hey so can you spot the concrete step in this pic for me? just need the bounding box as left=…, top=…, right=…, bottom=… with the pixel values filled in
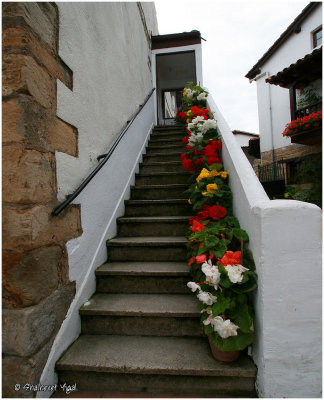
left=146, top=144, right=185, bottom=154
left=143, top=151, right=183, bottom=163
left=135, top=172, right=190, bottom=185
left=96, top=261, right=190, bottom=294
left=117, top=215, right=190, bottom=237
left=80, top=293, right=200, bottom=336
left=150, top=131, right=185, bottom=141
left=130, top=184, right=188, bottom=200
left=153, top=125, right=185, bottom=132
left=106, top=236, right=187, bottom=261
left=56, top=335, right=257, bottom=396
left=124, top=199, right=192, bottom=217
left=139, top=161, right=184, bottom=173
left=148, top=136, right=184, bottom=145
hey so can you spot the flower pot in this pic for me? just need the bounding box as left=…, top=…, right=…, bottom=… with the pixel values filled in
left=207, top=334, right=240, bottom=362
left=289, top=128, right=322, bottom=145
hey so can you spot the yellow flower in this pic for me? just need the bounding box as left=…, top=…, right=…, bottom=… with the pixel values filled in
left=196, top=168, right=211, bottom=182
left=186, top=119, right=190, bottom=123
left=206, top=183, right=218, bottom=193
left=202, top=192, right=208, bottom=196
left=183, top=91, right=187, bottom=96
left=187, top=110, right=192, bottom=115
left=219, top=171, right=228, bottom=179
left=210, top=170, right=219, bottom=177
left=188, top=199, right=192, bottom=204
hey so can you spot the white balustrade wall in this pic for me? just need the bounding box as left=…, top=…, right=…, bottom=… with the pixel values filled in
left=207, top=93, right=322, bottom=398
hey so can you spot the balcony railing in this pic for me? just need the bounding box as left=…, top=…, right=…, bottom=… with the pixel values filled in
left=295, top=101, right=322, bottom=118
left=258, top=160, right=286, bottom=183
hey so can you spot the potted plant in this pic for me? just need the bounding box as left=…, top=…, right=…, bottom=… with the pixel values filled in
left=180, top=83, right=257, bottom=362
left=282, top=110, right=322, bottom=145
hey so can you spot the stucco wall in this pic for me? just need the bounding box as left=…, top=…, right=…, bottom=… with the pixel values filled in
left=56, top=2, right=158, bottom=199
left=233, top=133, right=258, bottom=147
left=252, top=4, right=322, bottom=153
left=207, top=92, right=322, bottom=398
left=37, top=3, right=158, bottom=395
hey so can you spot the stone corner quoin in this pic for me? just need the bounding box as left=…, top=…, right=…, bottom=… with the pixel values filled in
left=2, top=3, right=80, bottom=397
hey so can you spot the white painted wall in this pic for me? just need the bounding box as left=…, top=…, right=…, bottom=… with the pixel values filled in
left=39, top=3, right=158, bottom=396
left=233, top=132, right=258, bottom=147
left=56, top=2, right=158, bottom=199
left=251, top=4, right=322, bottom=153
left=207, top=92, right=322, bottom=398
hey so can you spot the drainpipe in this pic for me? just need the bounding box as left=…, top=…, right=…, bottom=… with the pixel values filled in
left=250, top=71, right=275, bottom=165
left=266, top=72, right=275, bottom=165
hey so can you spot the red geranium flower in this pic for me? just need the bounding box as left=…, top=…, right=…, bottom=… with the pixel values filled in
left=190, top=219, right=205, bottom=232
left=217, top=251, right=241, bottom=266
left=202, top=204, right=226, bottom=220
left=196, top=254, right=207, bottom=264
left=180, top=111, right=187, bottom=120
left=188, top=257, right=195, bottom=266
left=182, top=158, right=195, bottom=172
left=207, top=155, right=221, bottom=165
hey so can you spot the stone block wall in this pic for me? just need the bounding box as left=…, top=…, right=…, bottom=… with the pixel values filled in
left=2, top=3, right=81, bottom=397
left=252, top=142, right=322, bottom=175
left=261, top=142, right=322, bottom=164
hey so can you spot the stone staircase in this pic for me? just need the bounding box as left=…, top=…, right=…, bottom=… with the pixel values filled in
left=56, top=126, right=257, bottom=397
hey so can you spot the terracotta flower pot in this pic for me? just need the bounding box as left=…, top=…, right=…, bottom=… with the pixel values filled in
left=207, top=334, right=240, bottom=362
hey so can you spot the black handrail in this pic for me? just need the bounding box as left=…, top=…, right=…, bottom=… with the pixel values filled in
left=52, top=88, right=156, bottom=216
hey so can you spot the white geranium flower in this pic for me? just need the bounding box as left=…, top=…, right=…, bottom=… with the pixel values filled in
left=225, top=264, right=249, bottom=284
left=188, top=133, right=203, bottom=146
left=211, top=317, right=239, bottom=338
left=197, top=92, right=208, bottom=101
left=187, top=281, right=200, bottom=292
left=201, top=308, right=213, bottom=325
left=201, top=260, right=221, bottom=290
left=185, top=88, right=193, bottom=99
left=197, top=290, right=217, bottom=306
left=200, top=119, right=217, bottom=133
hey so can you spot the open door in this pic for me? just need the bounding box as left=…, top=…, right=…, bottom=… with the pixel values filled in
left=162, top=89, right=183, bottom=121
left=156, top=51, right=197, bottom=125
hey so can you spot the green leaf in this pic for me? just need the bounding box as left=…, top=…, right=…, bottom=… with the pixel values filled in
left=211, top=292, right=235, bottom=316
left=228, top=301, right=254, bottom=333
left=231, top=273, right=257, bottom=294
left=210, top=330, right=254, bottom=351
left=204, top=324, right=213, bottom=334
left=222, top=216, right=240, bottom=228
left=233, top=228, right=249, bottom=243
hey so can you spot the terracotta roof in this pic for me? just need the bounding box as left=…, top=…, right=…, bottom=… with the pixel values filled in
left=232, top=130, right=259, bottom=137
left=152, top=31, right=201, bottom=50
left=245, top=2, right=321, bottom=80
left=265, top=46, right=322, bottom=87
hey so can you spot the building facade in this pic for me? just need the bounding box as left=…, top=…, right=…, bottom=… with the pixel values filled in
left=246, top=2, right=322, bottom=163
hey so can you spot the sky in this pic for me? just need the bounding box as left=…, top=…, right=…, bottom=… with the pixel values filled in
left=154, top=0, right=310, bottom=134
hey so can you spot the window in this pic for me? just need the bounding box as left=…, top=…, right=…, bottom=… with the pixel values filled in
left=313, top=27, right=322, bottom=48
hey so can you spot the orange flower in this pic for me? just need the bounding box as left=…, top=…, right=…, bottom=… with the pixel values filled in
left=190, top=219, right=205, bottom=232
left=217, top=251, right=241, bottom=266
left=196, top=254, right=207, bottom=264
left=188, top=257, right=195, bottom=266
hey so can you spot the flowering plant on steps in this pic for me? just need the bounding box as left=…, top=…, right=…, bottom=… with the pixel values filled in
left=179, top=83, right=257, bottom=356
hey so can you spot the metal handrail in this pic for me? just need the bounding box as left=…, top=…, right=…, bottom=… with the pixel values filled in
left=52, top=87, right=156, bottom=216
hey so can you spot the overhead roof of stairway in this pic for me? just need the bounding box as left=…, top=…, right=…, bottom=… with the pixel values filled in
left=152, top=31, right=201, bottom=50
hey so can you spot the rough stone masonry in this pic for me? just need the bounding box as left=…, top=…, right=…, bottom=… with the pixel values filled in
left=2, top=3, right=82, bottom=397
